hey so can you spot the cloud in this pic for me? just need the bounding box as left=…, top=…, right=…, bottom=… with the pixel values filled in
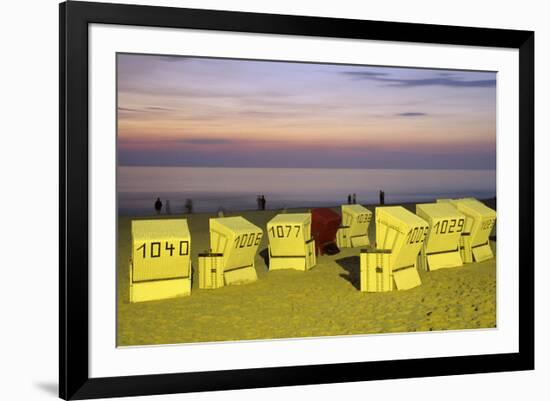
left=340, top=70, right=496, bottom=88
left=119, top=136, right=295, bottom=148
left=118, top=106, right=173, bottom=113
left=176, top=138, right=235, bottom=145
left=238, top=109, right=315, bottom=119
left=118, top=83, right=291, bottom=100
left=118, top=137, right=237, bottom=146
left=340, top=71, right=390, bottom=79
left=382, top=77, right=496, bottom=88
left=145, top=106, right=173, bottom=111
left=395, top=112, right=428, bottom=117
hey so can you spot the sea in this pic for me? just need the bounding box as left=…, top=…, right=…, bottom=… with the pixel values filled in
left=117, top=166, right=496, bottom=216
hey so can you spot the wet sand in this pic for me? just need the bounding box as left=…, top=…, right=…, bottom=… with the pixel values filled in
left=117, top=202, right=496, bottom=346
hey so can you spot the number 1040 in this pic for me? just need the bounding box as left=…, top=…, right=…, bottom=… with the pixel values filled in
left=136, top=241, right=189, bottom=259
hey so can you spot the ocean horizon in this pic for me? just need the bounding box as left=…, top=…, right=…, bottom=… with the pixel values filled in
left=117, top=166, right=496, bottom=216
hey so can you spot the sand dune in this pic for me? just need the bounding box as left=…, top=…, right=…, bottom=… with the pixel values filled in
left=117, top=203, right=496, bottom=346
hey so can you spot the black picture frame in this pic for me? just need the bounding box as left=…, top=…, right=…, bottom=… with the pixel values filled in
left=59, top=1, right=534, bottom=399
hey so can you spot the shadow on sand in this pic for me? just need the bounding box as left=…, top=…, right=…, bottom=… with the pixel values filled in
left=259, top=248, right=270, bottom=270
left=335, top=256, right=361, bottom=290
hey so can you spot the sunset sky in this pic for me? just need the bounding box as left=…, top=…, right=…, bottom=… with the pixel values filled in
left=117, top=53, right=496, bottom=170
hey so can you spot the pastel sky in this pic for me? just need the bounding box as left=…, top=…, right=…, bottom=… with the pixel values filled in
left=117, top=54, right=496, bottom=170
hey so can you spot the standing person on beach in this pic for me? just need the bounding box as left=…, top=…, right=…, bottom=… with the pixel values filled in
left=154, top=197, right=162, bottom=214
left=352, top=193, right=356, bottom=204
left=347, top=194, right=352, bottom=204
left=379, top=190, right=385, bottom=205
left=184, top=198, right=193, bottom=214
left=261, top=195, right=266, bottom=210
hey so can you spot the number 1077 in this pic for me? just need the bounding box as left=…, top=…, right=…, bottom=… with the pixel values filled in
left=269, top=225, right=301, bottom=238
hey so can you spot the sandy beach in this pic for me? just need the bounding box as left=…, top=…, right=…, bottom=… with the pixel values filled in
left=117, top=201, right=496, bottom=346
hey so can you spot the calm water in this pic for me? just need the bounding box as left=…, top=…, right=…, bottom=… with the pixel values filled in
left=117, top=166, right=496, bottom=215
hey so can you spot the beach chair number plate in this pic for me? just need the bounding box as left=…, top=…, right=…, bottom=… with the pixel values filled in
left=433, top=218, right=465, bottom=234
left=405, top=227, right=429, bottom=244
left=481, top=218, right=496, bottom=230
left=234, top=233, right=263, bottom=248
left=269, top=225, right=301, bottom=238
left=357, top=214, right=371, bottom=223
left=136, top=240, right=189, bottom=258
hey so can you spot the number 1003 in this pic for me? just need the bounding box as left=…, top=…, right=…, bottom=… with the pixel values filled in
left=405, top=226, right=429, bottom=244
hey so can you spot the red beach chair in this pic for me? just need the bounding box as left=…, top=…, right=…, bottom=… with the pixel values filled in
left=311, top=208, right=342, bottom=255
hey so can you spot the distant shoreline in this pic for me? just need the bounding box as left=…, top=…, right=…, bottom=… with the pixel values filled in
left=118, top=166, right=496, bottom=216
left=119, top=197, right=497, bottom=218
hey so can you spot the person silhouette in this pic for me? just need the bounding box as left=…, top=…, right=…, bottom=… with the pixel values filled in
left=154, top=197, right=162, bottom=214
left=347, top=194, right=351, bottom=204
left=352, top=193, right=356, bottom=204
left=379, top=190, right=385, bottom=205
left=184, top=198, right=193, bottom=214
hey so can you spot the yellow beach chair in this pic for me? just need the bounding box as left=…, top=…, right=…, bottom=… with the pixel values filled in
left=375, top=206, right=428, bottom=290
left=438, top=198, right=496, bottom=262
left=360, top=249, right=393, bottom=292
left=207, top=216, right=263, bottom=286
left=336, top=204, right=373, bottom=248
left=129, top=219, right=192, bottom=303
left=416, top=202, right=466, bottom=271
left=267, top=213, right=316, bottom=271
left=198, top=251, right=224, bottom=289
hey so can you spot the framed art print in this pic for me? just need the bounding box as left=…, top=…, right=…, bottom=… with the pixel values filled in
left=60, top=1, right=534, bottom=399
